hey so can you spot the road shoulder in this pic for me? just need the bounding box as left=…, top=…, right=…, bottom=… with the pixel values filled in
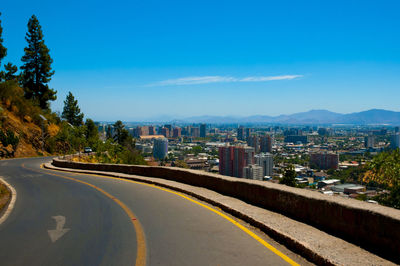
left=0, top=177, right=17, bottom=225
left=44, top=162, right=395, bottom=266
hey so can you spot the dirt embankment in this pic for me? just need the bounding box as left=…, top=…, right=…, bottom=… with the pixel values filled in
left=0, top=105, right=48, bottom=158
left=0, top=181, right=10, bottom=214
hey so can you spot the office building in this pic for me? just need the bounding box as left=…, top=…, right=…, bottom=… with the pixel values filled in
left=260, top=135, right=273, bottom=153
left=191, top=127, right=200, bottom=138
left=243, top=164, right=263, bottom=180
left=148, top=126, right=156, bottom=135
left=237, top=126, right=245, bottom=141
left=255, top=153, right=273, bottom=177
left=391, top=133, right=400, bottom=149
left=164, top=124, right=172, bottom=132
left=219, top=145, right=255, bottom=178
left=133, top=126, right=149, bottom=138
left=310, top=152, right=339, bottom=170
left=200, top=124, right=207, bottom=138
left=364, top=136, right=375, bottom=148
left=153, top=138, right=168, bottom=160
left=172, top=127, right=181, bottom=138
left=161, top=127, right=170, bottom=138
left=182, top=125, right=191, bottom=136
left=245, top=128, right=252, bottom=140
left=284, top=128, right=302, bottom=136
left=247, top=135, right=260, bottom=153
left=284, top=135, right=308, bottom=144
left=318, top=128, right=330, bottom=136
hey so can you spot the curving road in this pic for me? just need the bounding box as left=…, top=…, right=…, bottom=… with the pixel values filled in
left=0, top=157, right=309, bottom=266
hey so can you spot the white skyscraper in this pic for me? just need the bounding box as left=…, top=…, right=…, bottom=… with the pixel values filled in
left=255, top=153, right=274, bottom=177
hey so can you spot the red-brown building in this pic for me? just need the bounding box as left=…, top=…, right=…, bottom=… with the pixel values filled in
left=219, top=146, right=255, bottom=178
left=310, top=152, right=339, bottom=170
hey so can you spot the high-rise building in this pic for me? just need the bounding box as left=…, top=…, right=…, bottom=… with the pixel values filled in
left=284, top=128, right=302, bottom=136
left=318, top=128, right=329, bottom=136
left=245, top=128, right=252, bottom=140
left=183, top=125, right=191, bottom=136
left=164, top=124, right=172, bottom=132
left=310, top=152, right=339, bottom=170
left=219, top=146, right=255, bottom=178
left=364, top=136, right=375, bottom=148
left=260, top=135, right=273, bottom=153
left=247, top=135, right=260, bottom=153
left=133, top=126, right=149, bottom=138
left=161, top=127, right=170, bottom=138
left=395, top=127, right=400, bottom=133
left=284, top=135, right=308, bottom=144
left=390, top=133, right=400, bottom=150
left=172, top=127, right=181, bottom=138
left=148, top=126, right=156, bottom=135
left=243, top=164, right=263, bottom=180
left=191, top=127, right=200, bottom=138
left=200, top=124, right=207, bottom=138
left=237, top=126, right=245, bottom=141
left=153, top=138, right=168, bottom=160
left=255, top=153, right=273, bottom=177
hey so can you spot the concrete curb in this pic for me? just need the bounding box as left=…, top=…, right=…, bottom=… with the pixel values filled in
left=0, top=176, right=17, bottom=226
left=44, top=162, right=395, bottom=266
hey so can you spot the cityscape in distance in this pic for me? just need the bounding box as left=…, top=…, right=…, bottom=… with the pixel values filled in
left=1, top=1, right=400, bottom=265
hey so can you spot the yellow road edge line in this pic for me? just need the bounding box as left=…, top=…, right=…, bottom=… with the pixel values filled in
left=43, top=164, right=299, bottom=266
left=22, top=164, right=146, bottom=266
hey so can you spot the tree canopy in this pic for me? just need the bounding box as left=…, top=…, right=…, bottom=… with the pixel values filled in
left=62, top=92, right=84, bottom=127
left=113, top=120, right=131, bottom=146
left=363, top=149, right=400, bottom=188
left=4, top=63, right=18, bottom=81
left=280, top=164, right=297, bottom=187
left=0, top=13, right=7, bottom=66
left=20, top=15, right=56, bottom=109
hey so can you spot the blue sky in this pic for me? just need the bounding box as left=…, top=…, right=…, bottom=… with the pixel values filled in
left=1, top=0, right=400, bottom=121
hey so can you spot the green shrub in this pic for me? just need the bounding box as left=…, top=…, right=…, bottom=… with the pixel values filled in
left=0, top=129, right=19, bottom=149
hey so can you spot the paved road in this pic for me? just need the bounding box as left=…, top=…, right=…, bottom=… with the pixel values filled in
left=0, top=157, right=308, bottom=266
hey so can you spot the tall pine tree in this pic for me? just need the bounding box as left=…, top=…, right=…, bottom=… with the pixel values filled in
left=0, top=12, right=8, bottom=80
left=20, top=15, right=56, bottom=109
left=62, top=92, right=84, bottom=127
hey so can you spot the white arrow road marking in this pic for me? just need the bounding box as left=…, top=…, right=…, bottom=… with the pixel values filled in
left=48, top=216, right=70, bottom=243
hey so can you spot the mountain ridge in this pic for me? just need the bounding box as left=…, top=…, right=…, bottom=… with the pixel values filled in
left=161, top=109, right=400, bottom=125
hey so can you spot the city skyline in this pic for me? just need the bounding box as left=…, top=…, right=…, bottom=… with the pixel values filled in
left=1, top=1, right=400, bottom=120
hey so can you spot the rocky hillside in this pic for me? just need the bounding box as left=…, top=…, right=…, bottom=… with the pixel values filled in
left=0, top=104, right=45, bottom=157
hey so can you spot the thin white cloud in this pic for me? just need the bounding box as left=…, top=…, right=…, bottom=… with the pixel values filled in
left=157, top=76, right=237, bottom=86
left=239, top=75, right=303, bottom=82
left=149, top=74, right=303, bottom=86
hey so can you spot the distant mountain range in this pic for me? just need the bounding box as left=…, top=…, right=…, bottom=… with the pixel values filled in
left=166, top=109, right=400, bottom=125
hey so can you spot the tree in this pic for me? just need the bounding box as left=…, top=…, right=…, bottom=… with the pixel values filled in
left=106, top=125, right=113, bottom=140
left=85, top=118, right=99, bottom=148
left=280, top=165, right=297, bottom=187
left=20, top=15, right=56, bottom=109
left=4, top=62, right=18, bottom=81
left=0, top=13, right=6, bottom=67
left=363, top=150, right=400, bottom=188
left=364, top=150, right=400, bottom=209
left=113, top=120, right=131, bottom=146
left=62, top=92, right=84, bottom=127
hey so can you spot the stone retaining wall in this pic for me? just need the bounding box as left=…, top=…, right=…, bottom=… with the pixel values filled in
left=52, top=158, right=400, bottom=263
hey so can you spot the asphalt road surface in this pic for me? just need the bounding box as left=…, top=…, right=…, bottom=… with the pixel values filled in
left=0, top=157, right=310, bottom=266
